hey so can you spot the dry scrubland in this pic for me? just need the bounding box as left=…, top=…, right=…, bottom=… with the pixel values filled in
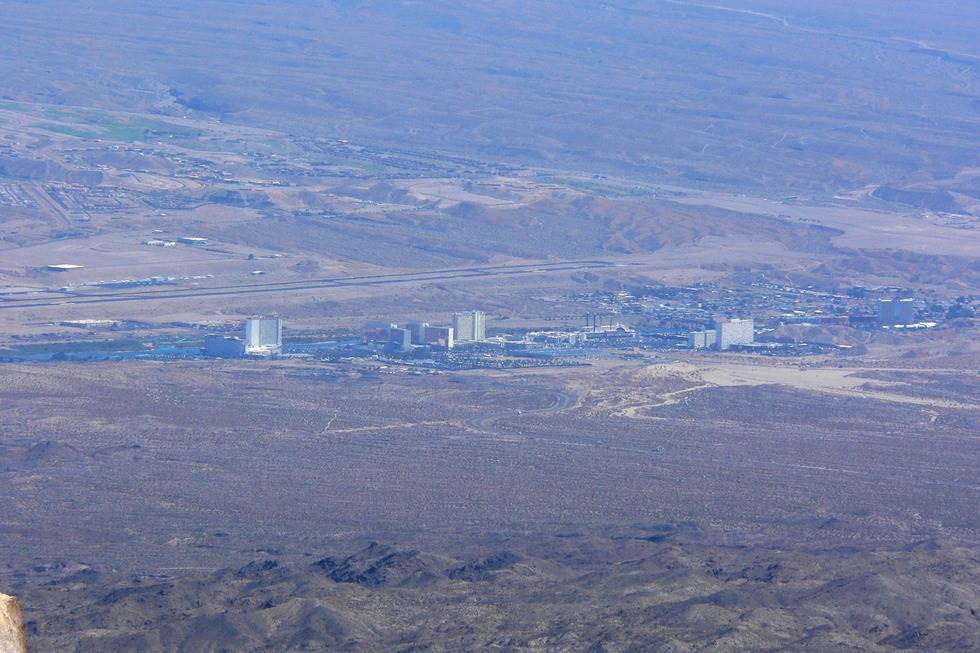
left=3, top=1, right=979, bottom=200
left=1, top=356, right=978, bottom=650
left=13, top=540, right=980, bottom=652
left=0, top=1, right=979, bottom=650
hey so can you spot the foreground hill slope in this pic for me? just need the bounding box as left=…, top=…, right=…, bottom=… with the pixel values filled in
left=16, top=537, right=980, bottom=652
left=0, top=594, right=27, bottom=653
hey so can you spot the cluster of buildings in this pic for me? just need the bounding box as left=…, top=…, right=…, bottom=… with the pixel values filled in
left=688, top=317, right=755, bottom=351
left=685, top=301, right=925, bottom=352
left=191, top=294, right=936, bottom=365
left=204, top=316, right=283, bottom=358
left=520, top=315, right=638, bottom=347
left=565, top=281, right=943, bottom=343
left=364, top=310, right=487, bottom=352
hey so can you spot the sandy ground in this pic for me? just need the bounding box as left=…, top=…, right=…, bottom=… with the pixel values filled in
left=661, top=185, right=980, bottom=258
left=615, top=360, right=980, bottom=415
left=0, top=594, right=27, bottom=653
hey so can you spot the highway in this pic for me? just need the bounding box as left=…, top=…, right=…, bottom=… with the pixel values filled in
left=0, top=259, right=616, bottom=310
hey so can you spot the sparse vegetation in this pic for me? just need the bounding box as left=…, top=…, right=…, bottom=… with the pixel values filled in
left=0, top=1, right=977, bottom=650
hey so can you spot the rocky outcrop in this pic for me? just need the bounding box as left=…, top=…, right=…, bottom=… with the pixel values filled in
left=314, top=542, right=448, bottom=587
left=446, top=551, right=520, bottom=581
left=0, top=593, right=28, bottom=653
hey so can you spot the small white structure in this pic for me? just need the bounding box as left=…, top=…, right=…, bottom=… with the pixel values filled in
left=44, top=263, right=84, bottom=272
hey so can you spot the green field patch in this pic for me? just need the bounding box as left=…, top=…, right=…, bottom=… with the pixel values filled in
left=31, top=111, right=204, bottom=143
left=175, top=137, right=238, bottom=152
left=90, top=111, right=201, bottom=140
left=42, top=108, right=78, bottom=121
left=100, top=123, right=150, bottom=141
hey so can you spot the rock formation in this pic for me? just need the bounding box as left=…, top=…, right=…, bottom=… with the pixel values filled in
left=0, top=593, right=27, bottom=653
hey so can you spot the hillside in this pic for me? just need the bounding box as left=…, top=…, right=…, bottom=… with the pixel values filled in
left=16, top=537, right=980, bottom=652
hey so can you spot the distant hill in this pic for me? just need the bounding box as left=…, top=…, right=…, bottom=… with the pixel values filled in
left=2, top=1, right=978, bottom=197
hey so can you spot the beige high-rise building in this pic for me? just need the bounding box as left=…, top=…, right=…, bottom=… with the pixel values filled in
left=452, top=310, right=486, bottom=343
left=688, top=329, right=717, bottom=350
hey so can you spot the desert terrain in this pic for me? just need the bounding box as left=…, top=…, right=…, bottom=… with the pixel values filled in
left=2, top=352, right=979, bottom=650
left=0, top=1, right=978, bottom=651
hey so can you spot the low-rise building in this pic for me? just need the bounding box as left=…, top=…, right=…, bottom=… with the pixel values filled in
left=583, top=324, right=637, bottom=342
left=363, top=322, right=392, bottom=344
left=204, top=335, right=246, bottom=358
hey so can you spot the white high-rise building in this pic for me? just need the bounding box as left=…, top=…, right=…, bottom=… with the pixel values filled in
left=452, top=310, right=486, bottom=343
left=716, top=318, right=754, bottom=350
left=245, top=317, right=283, bottom=355
left=877, top=298, right=915, bottom=326
left=688, top=329, right=717, bottom=350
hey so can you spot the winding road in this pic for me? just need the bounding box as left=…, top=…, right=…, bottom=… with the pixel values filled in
left=462, top=389, right=578, bottom=435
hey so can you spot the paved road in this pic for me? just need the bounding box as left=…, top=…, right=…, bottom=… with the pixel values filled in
left=0, top=259, right=615, bottom=310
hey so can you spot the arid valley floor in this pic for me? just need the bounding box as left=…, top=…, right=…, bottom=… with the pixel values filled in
left=1, top=1, right=979, bottom=651
left=3, top=350, right=979, bottom=651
